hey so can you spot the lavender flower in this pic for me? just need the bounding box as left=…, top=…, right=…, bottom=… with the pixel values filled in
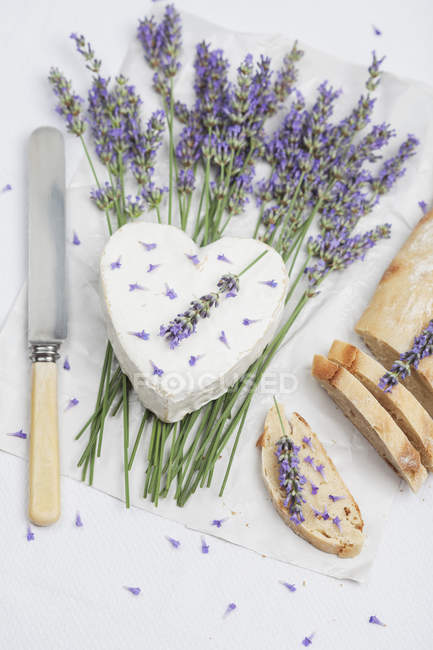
left=151, top=361, right=164, bottom=376
left=137, top=4, right=182, bottom=81
left=217, top=253, right=232, bottom=263
left=63, top=357, right=71, bottom=371
left=260, top=279, right=277, bottom=288
left=140, top=241, right=157, bottom=251
left=129, top=282, right=145, bottom=291
left=147, top=263, right=160, bottom=273
left=129, top=330, right=150, bottom=341
left=242, top=318, right=259, bottom=326
left=66, top=398, right=79, bottom=410
left=303, top=455, right=314, bottom=466
left=372, top=25, right=382, bottom=36
left=224, top=603, right=237, bottom=617
left=186, top=253, right=200, bottom=265
left=369, top=615, right=386, bottom=627
left=166, top=536, right=180, bottom=548
left=177, top=168, right=195, bottom=195
left=211, top=518, right=226, bottom=528
left=72, top=231, right=81, bottom=246
left=282, top=582, right=296, bottom=592
left=332, top=515, right=342, bottom=531
left=219, top=331, right=230, bottom=349
left=315, top=463, right=326, bottom=479
left=48, top=67, right=86, bottom=136
left=275, top=408, right=306, bottom=525
left=124, top=586, right=141, bottom=596
left=302, top=436, right=312, bottom=448
left=189, top=355, right=202, bottom=366
left=75, top=512, right=83, bottom=527
left=419, top=200, right=428, bottom=214
left=165, top=284, right=177, bottom=299
left=26, top=526, right=35, bottom=541
left=329, top=495, right=344, bottom=502
left=302, top=634, right=314, bottom=647
left=7, top=429, right=27, bottom=439
left=379, top=319, right=433, bottom=392
left=1, top=184, right=12, bottom=193
left=201, top=537, right=209, bottom=554
left=217, top=273, right=239, bottom=294
left=110, top=257, right=122, bottom=270
left=310, top=482, right=319, bottom=495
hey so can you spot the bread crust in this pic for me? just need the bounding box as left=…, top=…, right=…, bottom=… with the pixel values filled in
left=329, top=340, right=433, bottom=471
left=355, top=210, right=433, bottom=418
left=260, top=405, right=365, bottom=558
left=312, top=355, right=427, bottom=492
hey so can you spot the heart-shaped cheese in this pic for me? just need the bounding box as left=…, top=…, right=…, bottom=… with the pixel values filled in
left=100, top=222, right=288, bottom=422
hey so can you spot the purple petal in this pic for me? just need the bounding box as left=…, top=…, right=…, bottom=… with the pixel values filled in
left=211, top=518, right=226, bottom=528
left=369, top=615, right=386, bottom=627
left=129, top=282, right=145, bottom=291
left=310, top=482, right=319, bottom=495
left=201, top=537, right=209, bottom=554
left=224, top=602, right=237, bottom=617
left=166, top=536, right=181, bottom=548
left=75, top=512, right=83, bottom=527
left=372, top=25, right=382, bottom=36
left=329, top=494, right=344, bottom=502
left=332, top=515, right=342, bottom=531
left=303, top=455, right=314, bottom=466
left=129, top=330, right=150, bottom=341
left=139, top=241, right=157, bottom=251
left=147, top=263, right=160, bottom=273
left=165, top=284, right=177, bottom=300
left=151, top=361, right=164, bottom=376
left=242, top=318, right=259, bottom=326
left=66, top=398, right=79, bottom=411
left=282, top=582, right=296, bottom=592
left=1, top=183, right=12, bottom=193
left=110, top=257, right=122, bottom=270
left=186, top=253, right=200, bottom=265
left=219, top=331, right=230, bottom=348
left=124, top=586, right=141, bottom=596
left=189, top=355, right=202, bottom=367
left=63, top=357, right=71, bottom=371
left=302, top=634, right=314, bottom=647
left=72, top=231, right=81, bottom=246
left=260, top=279, right=277, bottom=288
left=419, top=200, right=428, bottom=214
left=302, top=436, right=312, bottom=448
left=7, top=429, right=27, bottom=439
left=26, top=526, right=35, bottom=541
left=217, top=253, right=232, bottom=263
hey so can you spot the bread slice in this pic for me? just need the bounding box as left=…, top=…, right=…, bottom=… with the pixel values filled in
left=355, top=210, right=433, bottom=419
left=258, top=405, right=365, bottom=558
left=312, top=355, right=427, bottom=492
left=328, top=340, right=433, bottom=471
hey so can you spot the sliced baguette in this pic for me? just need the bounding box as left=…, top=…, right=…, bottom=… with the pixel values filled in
left=312, top=355, right=427, bottom=492
left=355, top=210, right=433, bottom=419
left=328, top=340, right=433, bottom=471
left=259, top=405, right=365, bottom=558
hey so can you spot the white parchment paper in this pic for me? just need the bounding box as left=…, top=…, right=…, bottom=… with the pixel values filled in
left=1, top=9, right=433, bottom=582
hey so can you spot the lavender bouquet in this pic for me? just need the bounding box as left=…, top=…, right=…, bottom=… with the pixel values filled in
left=49, top=4, right=419, bottom=508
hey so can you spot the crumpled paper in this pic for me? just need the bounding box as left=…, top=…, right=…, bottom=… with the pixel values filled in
left=1, top=9, right=433, bottom=582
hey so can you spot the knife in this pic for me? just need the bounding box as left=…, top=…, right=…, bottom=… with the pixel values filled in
left=28, top=126, right=66, bottom=526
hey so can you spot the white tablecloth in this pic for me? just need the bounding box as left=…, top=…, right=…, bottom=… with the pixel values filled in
left=1, top=0, right=433, bottom=648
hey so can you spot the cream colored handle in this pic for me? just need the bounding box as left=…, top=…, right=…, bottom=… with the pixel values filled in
left=29, top=362, right=60, bottom=526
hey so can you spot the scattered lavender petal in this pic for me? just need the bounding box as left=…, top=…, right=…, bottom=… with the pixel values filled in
left=72, top=231, right=81, bottom=246
left=201, top=537, right=209, bottom=554
left=7, top=429, right=27, bottom=439
left=315, top=463, right=326, bottom=479
left=211, top=518, right=226, bottom=528
left=369, top=615, right=386, bottom=626
left=165, top=284, right=177, bottom=300
left=124, top=586, right=141, bottom=596
left=186, top=253, right=200, bottom=265
left=310, top=482, right=319, bottom=495
left=129, top=282, right=145, bottom=291
left=217, top=253, right=232, bottom=263
left=302, top=436, right=313, bottom=448
left=129, top=330, right=150, bottom=341
left=329, top=494, right=345, bottom=502
left=219, top=331, right=230, bottom=348
left=225, top=291, right=238, bottom=298
left=189, top=355, right=202, bottom=367
left=66, top=398, right=79, bottom=410
left=140, top=241, right=157, bottom=251
left=372, top=25, right=382, bottom=36
left=26, top=526, right=35, bottom=541
left=303, top=455, right=314, bottom=466
left=166, top=536, right=181, bottom=548
left=332, top=515, right=342, bottom=531
left=224, top=603, right=237, bottom=617
left=63, top=357, right=71, bottom=371
left=1, top=184, right=12, bottom=193
left=302, top=634, right=314, bottom=647
left=242, top=318, right=259, bottom=326
left=419, top=200, right=428, bottom=214
left=75, top=512, right=83, bottom=527
left=110, top=257, right=122, bottom=270
left=147, top=263, right=160, bottom=273
left=151, top=361, right=164, bottom=376
left=282, top=582, right=296, bottom=592
left=260, top=279, right=277, bottom=288
left=322, top=506, right=330, bottom=521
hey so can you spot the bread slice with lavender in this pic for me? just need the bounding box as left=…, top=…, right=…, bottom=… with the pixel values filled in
left=355, top=210, right=433, bottom=419
left=258, top=403, right=365, bottom=558
left=328, top=340, right=433, bottom=471
left=312, top=355, right=427, bottom=492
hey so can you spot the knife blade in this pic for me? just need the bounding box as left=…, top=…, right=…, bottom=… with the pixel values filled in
left=28, top=126, right=66, bottom=526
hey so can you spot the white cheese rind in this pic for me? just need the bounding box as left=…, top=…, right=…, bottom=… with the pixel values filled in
left=100, top=222, right=288, bottom=422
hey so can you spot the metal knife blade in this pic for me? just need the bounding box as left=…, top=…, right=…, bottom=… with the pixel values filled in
left=28, top=126, right=67, bottom=345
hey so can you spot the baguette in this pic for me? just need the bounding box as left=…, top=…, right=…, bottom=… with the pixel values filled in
left=312, top=355, right=427, bottom=492
left=259, top=405, right=365, bottom=558
left=355, top=210, right=433, bottom=418
left=328, top=340, right=433, bottom=471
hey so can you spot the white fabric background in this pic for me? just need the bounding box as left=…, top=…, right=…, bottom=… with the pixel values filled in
left=1, top=1, right=433, bottom=648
